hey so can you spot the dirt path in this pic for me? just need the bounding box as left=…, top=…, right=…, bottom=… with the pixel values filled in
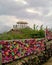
left=43, top=57, right=52, bottom=65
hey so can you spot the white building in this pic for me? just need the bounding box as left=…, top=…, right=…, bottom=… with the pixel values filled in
left=13, top=21, right=28, bottom=30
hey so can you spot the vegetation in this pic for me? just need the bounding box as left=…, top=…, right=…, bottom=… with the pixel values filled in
left=0, top=25, right=45, bottom=40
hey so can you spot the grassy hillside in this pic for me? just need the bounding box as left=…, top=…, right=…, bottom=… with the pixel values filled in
left=0, top=28, right=45, bottom=40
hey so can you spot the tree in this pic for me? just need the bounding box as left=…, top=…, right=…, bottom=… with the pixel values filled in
left=33, top=24, right=36, bottom=30
left=33, top=24, right=38, bottom=30
left=40, top=25, right=43, bottom=30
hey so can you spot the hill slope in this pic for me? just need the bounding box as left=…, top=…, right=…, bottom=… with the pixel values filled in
left=0, top=28, right=45, bottom=40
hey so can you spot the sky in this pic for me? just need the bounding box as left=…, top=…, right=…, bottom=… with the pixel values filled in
left=0, top=0, right=52, bottom=33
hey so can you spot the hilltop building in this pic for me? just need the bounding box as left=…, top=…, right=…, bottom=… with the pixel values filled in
left=13, top=21, right=28, bottom=30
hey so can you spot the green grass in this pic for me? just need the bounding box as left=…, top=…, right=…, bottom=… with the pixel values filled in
left=0, top=28, right=45, bottom=40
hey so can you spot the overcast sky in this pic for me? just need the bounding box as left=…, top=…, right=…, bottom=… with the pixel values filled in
left=0, top=0, right=52, bottom=33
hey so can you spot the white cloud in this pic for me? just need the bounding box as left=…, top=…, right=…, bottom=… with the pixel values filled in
left=0, top=15, right=19, bottom=27
left=44, top=7, right=52, bottom=17
left=46, top=12, right=52, bottom=17
left=14, top=0, right=28, bottom=5
left=26, top=8, right=42, bottom=15
left=0, top=15, right=20, bottom=33
left=0, top=0, right=52, bottom=33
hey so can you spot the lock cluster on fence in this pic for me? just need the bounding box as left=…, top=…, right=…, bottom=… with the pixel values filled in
left=0, top=39, right=52, bottom=65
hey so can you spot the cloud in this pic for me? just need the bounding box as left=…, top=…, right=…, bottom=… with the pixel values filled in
left=14, top=0, right=28, bottom=5
left=45, top=7, right=52, bottom=17
left=0, top=0, right=52, bottom=33
left=26, top=8, right=42, bottom=15
left=0, top=15, right=19, bottom=26
left=0, top=15, right=19, bottom=33
left=0, top=25, right=10, bottom=33
left=27, top=0, right=51, bottom=7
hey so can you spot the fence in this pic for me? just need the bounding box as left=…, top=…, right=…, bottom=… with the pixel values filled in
left=0, top=39, right=45, bottom=64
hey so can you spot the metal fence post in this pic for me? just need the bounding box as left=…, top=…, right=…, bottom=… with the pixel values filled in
left=0, top=52, right=2, bottom=65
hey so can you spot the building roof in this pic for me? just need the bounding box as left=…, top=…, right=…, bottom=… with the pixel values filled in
left=17, top=21, right=28, bottom=24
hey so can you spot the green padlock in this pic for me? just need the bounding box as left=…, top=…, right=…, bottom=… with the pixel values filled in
left=0, top=45, right=3, bottom=50
left=12, top=52, right=15, bottom=56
